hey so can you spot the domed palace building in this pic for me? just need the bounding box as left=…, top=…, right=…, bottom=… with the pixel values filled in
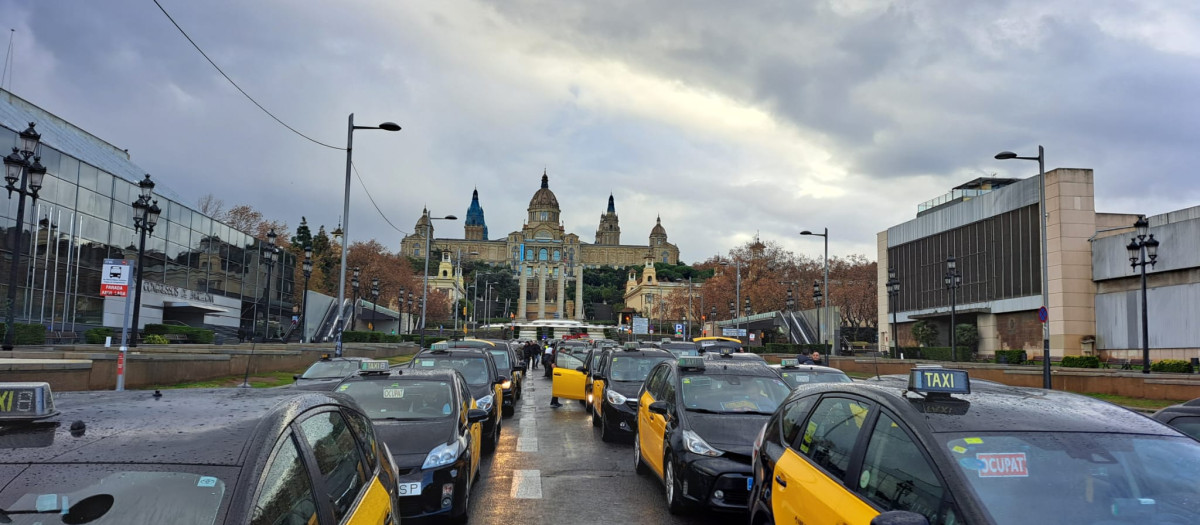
left=400, top=171, right=680, bottom=320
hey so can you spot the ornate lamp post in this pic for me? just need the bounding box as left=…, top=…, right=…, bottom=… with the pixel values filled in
left=1127, top=215, right=1160, bottom=374
left=127, top=174, right=161, bottom=347
left=370, top=277, right=380, bottom=331
left=350, top=266, right=360, bottom=331
left=812, top=280, right=823, bottom=351
left=886, top=267, right=900, bottom=358
left=2, top=123, right=46, bottom=350
left=261, top=229, right=279, bottom=341
left=397, top=287, right=406, bottom=333
left=944, top=255, right=962, bottom=362
left=801, top=228, right=830, bottom=351
left=301, top=245, right=312, bottom=342
left=407, top=291, right=415, bottom=334
left=710, top=305, right=717, bottom=336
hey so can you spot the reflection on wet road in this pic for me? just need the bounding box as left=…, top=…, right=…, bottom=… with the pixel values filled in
left=466, top=371, right=732, bottom=524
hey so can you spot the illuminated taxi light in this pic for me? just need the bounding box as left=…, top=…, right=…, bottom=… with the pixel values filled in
left=0, top=382, right=57, bottom=421
left=320, top=353, right=332, bottom=360
left=360, top=360, right=390, bottom=372
left=501, top=380, right=512, bottom=390
left=779, top=358, right=799, bottom=369
left=678, top=356, right=705, bottom=370
left=908, top=368, right=971, bottom=395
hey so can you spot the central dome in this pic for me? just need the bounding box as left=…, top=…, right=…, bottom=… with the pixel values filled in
left=529, top=171, right=560, bottom=209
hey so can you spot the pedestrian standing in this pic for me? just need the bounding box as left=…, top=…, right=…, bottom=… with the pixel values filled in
left=543, top=344, right=555, bottom=379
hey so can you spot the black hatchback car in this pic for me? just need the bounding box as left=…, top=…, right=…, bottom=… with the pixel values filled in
left=589, top=346, right=674, bottom=442
left=291, top=355, right=371, bottom=391
left=1152, top=398, right=1200, bottom=441
left=634, top=357, right=792, bottom=514
left=335, top=364, right=489, bottom=522
left=411, top=347, right=505, bottom=453
left=0, top=381, right=400, bottom=524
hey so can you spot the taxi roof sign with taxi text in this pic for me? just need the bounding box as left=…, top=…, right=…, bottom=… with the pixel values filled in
left=908, top=368, right=971, bottom=395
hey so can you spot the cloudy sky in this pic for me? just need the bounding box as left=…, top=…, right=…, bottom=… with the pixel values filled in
left=2, top=1, right=1197, bottom=263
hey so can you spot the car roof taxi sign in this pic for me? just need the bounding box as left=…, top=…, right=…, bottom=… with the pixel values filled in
left=779, top=358, right=799, bottom=369
left=0, top=382, right=57, bottom=421
left=908, top=368, right=971, bottom=396
left=678, top=356, right=706, bottom=371
left=359, top=360, right=390, bottom=374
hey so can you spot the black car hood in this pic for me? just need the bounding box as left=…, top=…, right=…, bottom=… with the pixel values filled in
left=374, top=418, right=457, bottom=467
left=684, top=412, right=770, bottom=456
left=608, top=380, right=645, bottom=398
left=466, top=383, right=493, bottom=400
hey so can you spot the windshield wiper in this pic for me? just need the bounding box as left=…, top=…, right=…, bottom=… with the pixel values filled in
left=684, top=407, right=723, bottom=414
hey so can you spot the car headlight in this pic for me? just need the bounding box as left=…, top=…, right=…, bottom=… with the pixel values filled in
left=682, top=429, right=723, bottom=457
left=605, top=389, right=628, bottom=405
left=477, top=394, right=494, bottom=412
left=501, top=380, right=512, bottom=390
left=422, top=440, right=463, bottom=469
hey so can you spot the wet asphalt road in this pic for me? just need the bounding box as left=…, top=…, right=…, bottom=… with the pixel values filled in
left=463, top=369, right=737, bottom=524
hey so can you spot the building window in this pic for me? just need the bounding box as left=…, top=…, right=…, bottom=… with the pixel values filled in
left=539, top=248, right=548, bottom=261
left=540, top=211, right=548, bottom=221
left=553, top=250, right=561, bottom=261
left=662, top=251, right=669, bottom=263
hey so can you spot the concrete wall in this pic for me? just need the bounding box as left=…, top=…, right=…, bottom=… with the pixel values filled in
left=1045, top=169, right=1097, bottom=357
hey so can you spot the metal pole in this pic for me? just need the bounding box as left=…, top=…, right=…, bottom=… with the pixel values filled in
left=1036, top=147, right=1050, bottom=387
left=262, top=256, right=273, bottom=341
left=335, top=113, right=355, bottom=351
left=420, top=222, right=431, bottom=348
left=3, top=166, right=30, bottom=350
left=823, top=228, right=829, bottom=354
left=128, top=222, right=148, bottom=347
left=891, top=296, right=898, bottom=359
left=735, top=263, right=742, bottom=343
left=453, top=249, right=460, bottom=335
left=301, top=273, right=310, bottom=343
left=1140, top=248, right=1150, bottom=374
left=950, top=279, right=957, bottom=362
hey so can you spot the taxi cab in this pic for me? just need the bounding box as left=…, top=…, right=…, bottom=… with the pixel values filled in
left=660, top=341, right=701, bottom=357
left=482, top=340, right=527, bottom=416
left=694, top=336, right=744, bottom=352
left=634, top=355, right=792, bottom=514
left=411, top=347, right=505, bottom=453
left=1151, top=398, right=1200, bottom=441
left=749, top=367, right=1200, bottom=525
left=771, top=357, right=852, bottom=388
left=550, top=344, right=595, bottom=407
left=334, top=361, right=489, bottom=522
left=0, top=381, right=400, bottom=524
left=588, top=346, right=674, bottom=441
left=291, top=354, right=371, bottom=391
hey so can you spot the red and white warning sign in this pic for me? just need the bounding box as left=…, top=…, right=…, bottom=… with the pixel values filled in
left=977, top=453, right=1028, bottom=477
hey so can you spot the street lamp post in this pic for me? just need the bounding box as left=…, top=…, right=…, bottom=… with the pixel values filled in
left=710, top=305, right=717, bottom=337
left=408, top=292, right=415, bottom=334
left=301, top=245, right=313, bottom=342
left=127, top=174, right=161, bottom=347
left=886, top=267, right=900, bottom=359
left=484, top=282, right=496, bottom=333
left=1127, top=215, right=1160, bottom=374
left=944, top=256, right=962, bottom=362
left=812, top=280, right=823, bottom=351
left=995, top=146, right=1050, bottom=388
left=453, top=250, right=478, bottom=335
left=370, top=277, right=380, bottom=332
left=720, top=260, right=744, bottom=343
left=261, top=229, right=279, bottom=342
left=801, top=228, right=830, bottom=352
left=350, top=266, right=360, bottom=332
left=419, top=213, right=458, bottom=348
left=397, top=287, right=405, bottom=334
left=2, top=124, right=46, bottom=350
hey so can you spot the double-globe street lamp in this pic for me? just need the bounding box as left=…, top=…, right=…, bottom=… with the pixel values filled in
left=2, top=123, right=46, bottom=350
left=350, top=266, right=361, bottom=331
left=370, top=277, right=380, bottom=332
left=301, top=245, right=313, bottom=342
left=995, top=146, right=1050, bottom=389
left=335, top=115, right=400, bottom=349
left=812, top=280, right=823, bottom=351
left=1127, top=215, right=1161, bottom=375
left=128, top=174, right=162, bottom=347
left=800, top=228, right=830, bottom=353
left=886, top=267, right=900, bottom=358
left=260, top=229, right=279, bottom=341
left=944, top=256, right=962, bottom=362
left=419, top=213, right=457, bottom=348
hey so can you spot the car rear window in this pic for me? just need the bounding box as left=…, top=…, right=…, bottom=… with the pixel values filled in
left=337, top=380, right=455, bottom=419
left=300, top=360, right=358, bottom=379
left=413, top=356, right=490, bottom=385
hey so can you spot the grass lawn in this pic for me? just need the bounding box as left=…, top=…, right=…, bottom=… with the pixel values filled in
left=138, top=369, right=303, bottom=390
left=387, top=355, right=414, bottom=366
left=1082, top=393, right=1184, bottom=412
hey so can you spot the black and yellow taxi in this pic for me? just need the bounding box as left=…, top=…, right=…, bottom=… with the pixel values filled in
left=772, top=357, right=852, bottom=388
left=550, top=343, right=598, bottom=407
left=410, top=346, right=505, bottom=453
left=634, top=355, right=792, bottom=514
left=589, top=346, right=674, bottom=441
left=292, top=354, right=372, bottom=391
left=660, top=341, right=701, bottom=357
left=0, top=381, right=400, bottom=524
left=482, top=339, right=527, bottom=416
left=750, top=367, right=1200, bottom=525
left=334, top=360, right=489, bottom=522
left=694, top=336, right=743, bottom=352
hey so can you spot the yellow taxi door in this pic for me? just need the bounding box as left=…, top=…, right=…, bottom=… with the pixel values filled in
left=638, top=390, right=667, bottom=476
left=591, top=377, right=606, bottom=413
left=344, top=475, right=394, bottom=524
left=552, top=352, right=588, bottom=400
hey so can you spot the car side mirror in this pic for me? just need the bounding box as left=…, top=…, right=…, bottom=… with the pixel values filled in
left=514, top=365, right=527, bottom=373
left=648, top=400, right=669, bottom=416
left=592, top=374, right=606, bottom=382
left=575, top=366, right=586, bottom=372
left=292, top=374, right=300, bottom=380
left=870, top=511, right=930, bottom=525
left=466, top=408, right=489, bottom=423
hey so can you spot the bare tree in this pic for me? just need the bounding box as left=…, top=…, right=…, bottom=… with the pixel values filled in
left=197, top=193, right=225, bottom=218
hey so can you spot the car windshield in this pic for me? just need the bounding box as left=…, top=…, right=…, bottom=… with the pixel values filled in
left=486, top=350, right=510, bottom=369
left=680, top=374, right=791, bottom=414
left=661, top=344, right=699, bottom=357
left=0, top=469, right=228, bottom=524
left=299, top=360, right=358, bottom=379
left=779, top=370, right=852, bottom=388
left=942, top=432, right=1200, bottom=524
left=337, top=380, right=455, bottom=420
left=413, top=356, right=490, bottom=386
left=608, top=355, right=671, bottom=382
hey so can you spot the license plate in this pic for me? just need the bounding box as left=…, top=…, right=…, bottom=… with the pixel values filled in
left=746, top=477, right=754, bottom=491
left=398, top=482, right=422, bottom=496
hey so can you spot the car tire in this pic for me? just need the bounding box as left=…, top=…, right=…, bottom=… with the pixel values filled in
left=592, top=408, right=602, bottom=428
left=483, top=418, right=501, bottom=454
left=665, top=454, right=687, bottom=515
left=633, top=431, right=647, bottom=475
left=600, top=412, right=615, bottom=442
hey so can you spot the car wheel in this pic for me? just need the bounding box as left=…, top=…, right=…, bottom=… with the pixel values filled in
left=665, top=455, right=687, bottom=515
left=600, top=412, right=614, bottom=442
left=592, top=408, right=602, bottom=428
left=633, top=431, right=647, bottom=475
left=483, top=418, right=501, bottom=454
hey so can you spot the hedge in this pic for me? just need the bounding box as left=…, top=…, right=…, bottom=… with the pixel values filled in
left=0, top=323, right=45, bottom=345
left=1151, top=359, right=1193, bottom=374
left=85, top=327, right=114, bottom=344
left=907, top=346, right=970, bottom=362
left=142, top=324, right=214, bottom=344
left=142, top=334, right=170, bottom=344
left=1061, top=355, right=1101, bottom=368
left=994, top=349, right=1028, bottom=365
left=764, top=343, right=831, bottom=354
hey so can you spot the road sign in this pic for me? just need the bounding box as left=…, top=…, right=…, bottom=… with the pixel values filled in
left=632, top=316, right=649, bottom=335
left=722, top=328, right=747, bottom=337
left=1037, top=306, right=1048, bottom=323
left=101, top=259, right=133, bottom=297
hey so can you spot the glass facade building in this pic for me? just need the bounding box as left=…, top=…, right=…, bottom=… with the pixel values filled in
left=0, top=90, right=294, bottom=337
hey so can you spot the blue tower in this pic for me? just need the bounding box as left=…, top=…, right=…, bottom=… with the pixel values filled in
left=464, top=188, right=488, bottom=240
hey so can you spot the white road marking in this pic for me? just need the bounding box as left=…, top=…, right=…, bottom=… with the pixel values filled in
left=517, top=416, right=538, bottom=452
left=511, top=469, right=543, bottom=499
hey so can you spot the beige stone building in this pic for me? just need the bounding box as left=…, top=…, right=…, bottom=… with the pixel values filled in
left=400, top=171, right=681, bottom=320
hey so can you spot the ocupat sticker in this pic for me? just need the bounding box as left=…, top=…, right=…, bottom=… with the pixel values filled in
left=976, top=452, right=1028, bottom=478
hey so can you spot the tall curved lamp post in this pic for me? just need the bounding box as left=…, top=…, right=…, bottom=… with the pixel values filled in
left=301, top=245, right=313, bottom=342
left=995, top=146, right=1049, bottom=388
left=2, top=123, right=45, bottom=350
left=128, top=174, right=161, bottom=347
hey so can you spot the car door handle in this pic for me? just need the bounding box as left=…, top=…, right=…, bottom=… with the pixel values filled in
left=553, top=372, right=562, bottom=376
left=775, top=474, right=787, bottom=487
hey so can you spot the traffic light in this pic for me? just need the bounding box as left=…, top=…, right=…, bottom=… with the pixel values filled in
left=621, top=312, right=633, bottom=325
